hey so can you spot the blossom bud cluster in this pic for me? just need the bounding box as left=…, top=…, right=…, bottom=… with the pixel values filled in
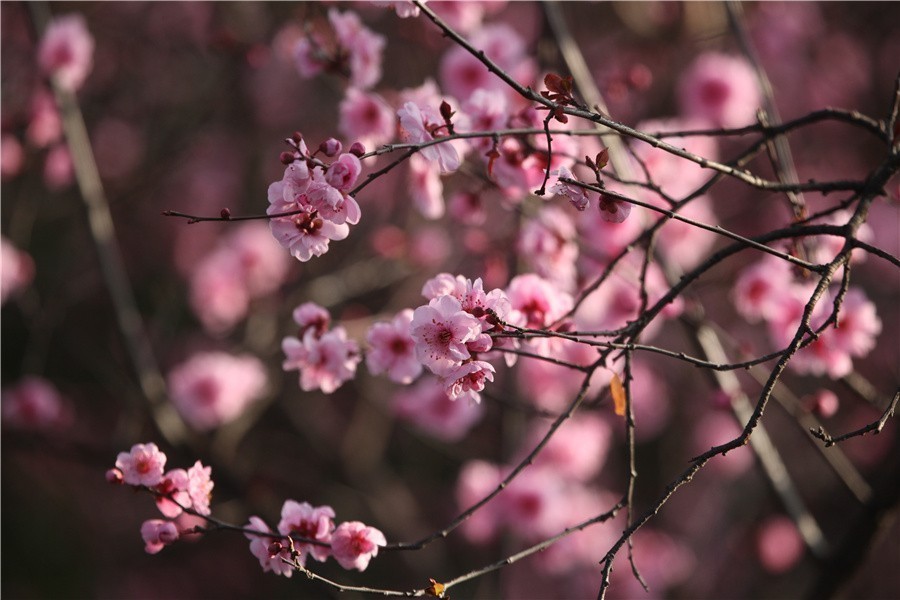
left=108, top=443, right=214, bottom=555
left=245, top=500, right=386, bottom=575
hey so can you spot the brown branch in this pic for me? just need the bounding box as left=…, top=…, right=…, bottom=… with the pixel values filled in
left=810, top=390, right=899, bottom=447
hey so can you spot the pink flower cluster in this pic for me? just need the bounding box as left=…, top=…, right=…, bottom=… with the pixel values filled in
left=189, top=222, right=290, bottom=334
left=282, top=302, right=361, bottom=393
left=166, top=351, right=268, bottom=431
left=244, top=499, right=386, bottom=576
left=294, top=8, right=385, bottom=90
left=267, top=135, right=362, bottom=262
left=733, top=256, right=882, bottom=378
left=410, top=274, right=513, bottom=404
left=1, top=376, right=71, bottom=431
left=109, top=443, right=214, bottom=554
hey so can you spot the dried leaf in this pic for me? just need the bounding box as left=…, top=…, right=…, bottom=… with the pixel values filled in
left=425, top=578, right=446, bottom=598
left=610, top=373, right=626, bottom=417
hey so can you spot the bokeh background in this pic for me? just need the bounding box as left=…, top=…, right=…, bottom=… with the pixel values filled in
left=2, top=2, right=899, bottom=598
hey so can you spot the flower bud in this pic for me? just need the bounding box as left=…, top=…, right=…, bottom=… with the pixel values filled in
left=348, top=141, right=366, bottom=157
left=319, top=138, right=342, bottom=157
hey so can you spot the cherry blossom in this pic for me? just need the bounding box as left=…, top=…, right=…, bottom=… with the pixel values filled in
left=410, top=294, right=482, bottom=376
left=756, top=515, right=804, bottom=574
left=274, top=500, right=335, bottom=565
left=292, top=301, right=332, bottom=337
left=186, top=461, right=214, bottom=516
left=38, top=14, right=95, bottom=92
left=365, top=309, right=422, bottom=384
left=339, top=88, right=396, bottom=150
left=140, top=519, right=179, bottom=555
left=1, top=376, right=69, bottom=430
left=392, top=376, right=484, bottom=441
left=330, top=521, right=387, bottom=572
left=115, top=443, right=167, bottom=487
left=329, top=9, right=385, bottom=90
left=442, top=360, right=495, bottom=403
left=282, top=327, right=361, bottom=394
left=167, top=352, right=268, bottom=431
left=678, top=52, right=762, bottom=128
left=407, top=153, right=445, bottom=219
left=398, top=101, right=460, bottom=173
left=245, top=516, right=294, bottom=577
left=154, top=468, right=190, bottom=518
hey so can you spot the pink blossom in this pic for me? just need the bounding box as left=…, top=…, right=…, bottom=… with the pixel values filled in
left=409, top=226, right=451, bottom=267
left=268, top=203, right=350, bottom=262
left=506, top=273, right=574, bottom=329
left=456, top=460, right=503, bottom=543
left=756, top=515, right=804, bottom=574
left=1, top=376, right=69, bottom=430
left=115, top=443, right=167, bottom=487
left=245, top=516, right=294, bottom=577
left=632, top=117, right=719, bottom=200
left=282, top=327, right=361, bottom=393
left=407, top=153, right=445, bottom=219
left=547, top=165, right=591, bottom=211
left=329, top=9, right=385, bottom=89
left=442, top=360, right=495, bottom=403
left=517, top=414, right=612, bottom=481
left=325, top=153, right=362, bottom=192
left=140, top=519, right=179, bottom=555
left=27, top=89, right=62, bottom=148
left=448, top=190, right=487, bottom=225
left=339, top=88, right=395, bottom=150
left=1, top=134, right=24, bottom=180
left=597, top=192, right=632, bottom=223
left=517, top=206, right=579, bottom=291
left=805, top=389, right=839, bottom=419
left=678, top=52, right=762, bottom=128
left=430, top=0, right=493, bottom=33
left=330, top=521, right=387, bottom=572
left=44, top=143, right=74, bottom=190
left=398, top=101, right=460, bottom=173
left=459, top=88, right=509, bottom=153
left=38, top=14, right=95, bottom=92
left=167, top=352, right=268, bottom=431
left=154, top=469, right=190, bottom=518
left=501, top=467, right=570, bottom=539
left=186, top=461, right=214, bottom=516
left=410, top=294, right=482, bottom=376
left=292, top=301, right=331, bottom=337
left=293, top=36, right=326, bottom=79
left=366, top=309, right=423, bottom=384
left=440, top=24, right=534, bottom=102
left=189, top=249, right=251, bottom=334
left=392, top=376, right=484, bottom=442
left=225, top=222, right=291, bottom=298
left=732, top=256, right=798, bottom=323
left=277, top=500, right=336, bottom=564
left=373, top=1, right=423, bottom=19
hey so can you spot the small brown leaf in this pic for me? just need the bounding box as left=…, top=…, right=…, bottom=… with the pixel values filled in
left=610, top=373, right=627, bottom=417
left=426, top=578, right=446, bottom=598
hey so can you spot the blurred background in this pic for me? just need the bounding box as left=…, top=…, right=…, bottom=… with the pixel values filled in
left=2, top=2, right=898, bottom=598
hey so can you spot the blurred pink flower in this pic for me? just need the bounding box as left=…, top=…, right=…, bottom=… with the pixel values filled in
left=678, top=52, right=761, bottom=129
left=38, top=14, right=95, bottom=92
left=392, top=376, right=484, bottom=441
left=277, top=500, right=335, bottom=564
left=329, top=9, right=385, bottom=90
left=43, top=143, right=74, bottom=190
left=167, top=352, right=267, bottom=431
left=407, top=153, right=445, bottom=219
left=1, top=376, right=69, bottom=430
left=518, top=414, right=612, bottom=481
left=756, top=515, right=804, bottom=573
left=456, top=460, right=503, bottom=543
left=27, top=88, right=62, bottom=149
left=506, top=273, right=574, bottom=329
left=140, top=519, right=179, bottom=555
left=517, top=205, right=579, bottom=291
left=1, top=236, right=35, bottom=305
left=366, top=309, right=422, bottom=384
left=339, top=88, right=395, bottom=150
left=292, top=301, right=331, bottom=337
left=1, top=134, right=24, bottom=180
left=331, top=521, right=387, bottom=571
left=116, top=443, right=167, bottom=487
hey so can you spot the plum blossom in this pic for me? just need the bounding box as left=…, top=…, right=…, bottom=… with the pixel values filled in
left=1, top=134, right=24, bottom=180
left=506, top=273, right=574, bottom=330
left=373, top=0, right=423, bottom=19
left=410, top=294, right=482, bottom=376
left=282, top=327, right=361, bottom=394
left=517, top=206, right=579, bottom=291
left=167, top=352, right=268, bottom=431
left=440, top=24, right=535, bottom=102
left=329, top=9, right=385, bottom=89
left=456, top=460, right=504, bottom=543
left=154, top=468, right=191, bottom=518
left=366, top=309, right=422, bottom=384
left=339, top=88, right=395, bottom=150
left=186, top=461, right=214, bottom=516
left=443, top=360, right=495, bottom=403
left=330, top=521, right=387, bottom=571
left=548, top=165, right=591, bottom=211
left=277, top=500, right=335, bottom=564
left=407, top=153, right=445, bottom=219
left=245, top=516, right=294, bottom=577
left=732, top=255, right=799, bottom=323
left=398, top=101, right=460, bottom=173
left=115, top=443, right=167, bottom=487
left=1, top=376, right=69, bottom=430
left=292, top=301, right=331, bottom=337
left=597, top=192, right=632, bottom=223
left=756, top=515, right=804, bottom=574
left=516, top=414, right=612, bottom=481
left=678, top=52, right=762, bottom=128
left=392, top=376, right=484, bottom=442
left=459, top=88, right=508, bottom=153
left=141, top=519, right=179, bottom=555
left=38, top=14, right=95, bottom=92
